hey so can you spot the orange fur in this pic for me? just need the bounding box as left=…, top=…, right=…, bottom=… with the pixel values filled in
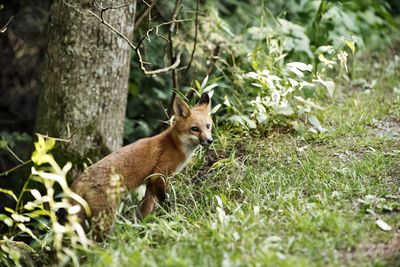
left=71, top=93, right=213, bottom=225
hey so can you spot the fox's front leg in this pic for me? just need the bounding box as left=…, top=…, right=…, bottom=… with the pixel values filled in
left=137, top=177, right=166, bottom=219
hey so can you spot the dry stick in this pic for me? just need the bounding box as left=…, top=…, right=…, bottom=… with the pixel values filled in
left=142, top=0, right=152, bottom=7
left=0, top=134, right=72, bottom=177
left=2, top=138, right=24, bottom=164
left=135, top=1, right=155, bottom=29
left=93, top=0, right=132, bottom=11
left=167, top=0, right=183, bottom=117
left=184, top=1, right=202, bottom=102
left=93, top=0, right=188, bottom=75
left=0, top=15, right=14, bottom=33
left=184, top=0, right=200, bottom=74
left=206, top=44, right=221, bottom=76
left=87, top=9, right=185, bottom=75
left=64, top=0, right=186, bottom=76
left=134, top=18, right=187, bottom=75
left=0, top=160, right=32, bottom=177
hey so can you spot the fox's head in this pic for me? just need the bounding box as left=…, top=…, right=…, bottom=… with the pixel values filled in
left=173, top=93, right=213, bottom=150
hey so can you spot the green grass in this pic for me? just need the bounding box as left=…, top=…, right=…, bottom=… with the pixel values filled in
left=81, top=47, right=400, bottom=267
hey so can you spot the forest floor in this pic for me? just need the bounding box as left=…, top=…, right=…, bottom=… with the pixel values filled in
left=81, top=45, right=400, bottom=266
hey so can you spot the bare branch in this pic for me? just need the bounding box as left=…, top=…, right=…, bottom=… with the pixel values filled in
left=169, top=0, right=183, bottom=35
left=93, top=0, right=133, bottom=22
left=185, top=0, right=200, bottom=74
left=2, top=138, right=24, bottom=164
left=39, top=134, right=72, bottom=143
left=63, top=0, right=188, bottom=76
left=63, top=1, right=87, bottom=15
left=136, top=19, right=189, bottom=48
left=206, top=44, right=221, bottom=76
left=0, top=134, right=71, bottom=177
left=93, top=0, right=132, bottom=11
left=137, top=50, right=182, bottom=75
left=86, top=9, right=137, bottom=49
left=135, top=1, right=155, bottom=28
left=142, top=0, right=152, bottom=7
left=1, top=15, right=14, bottom=33
left=0, top=160, right=32, bottom=177
left=167, top=0, right=183, bottom=117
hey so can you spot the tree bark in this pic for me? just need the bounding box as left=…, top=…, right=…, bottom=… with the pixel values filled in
left=36, top=0, right=135, bottom=175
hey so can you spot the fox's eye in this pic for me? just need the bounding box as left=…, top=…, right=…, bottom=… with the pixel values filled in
left=191, top=126, right=200, bottom=132
left=206, top=123, right=211, bottom=129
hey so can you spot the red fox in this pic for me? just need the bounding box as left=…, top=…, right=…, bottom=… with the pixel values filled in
left=71, top=93, right=213, bottom=224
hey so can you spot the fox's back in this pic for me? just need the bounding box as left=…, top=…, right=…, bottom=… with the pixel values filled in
left=71, top=93, right=212, bottom=221
left=72, top=137, right=158, bottom=194
left=71, top=130, right=187, bottom=198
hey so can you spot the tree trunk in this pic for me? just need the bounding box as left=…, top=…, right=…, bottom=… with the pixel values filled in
left=36, top=0, right=135, bottom=176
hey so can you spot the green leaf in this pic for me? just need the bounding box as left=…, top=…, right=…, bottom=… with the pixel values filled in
left=31, top=134, right=57, bottom=165
left=201, top=75, right=209, bottom=89
left=194, top=80, right=202, bottom=92
left=31, top=152, right=54, bottom=166
left=17, top=223, right=38, bottom=240
left=44, top=138, right=55, bottom=151
left=314, top=76, right=335, bottom=97
left=215, top=195, right=223, bottom=207
left=220, top=24, right=234, bottom=37
left=128, top=83, right=138, bottom=96
left=308, top=115, right=328, bottom=133
left=30, top=189, right=42, bottom=200
left=229, top=115, right=257, bottom=129
left=26, top=209, right=50, bottom=218
left=203, top=83, right=218, bottom=93
left=0, top=214, right=13, bottom=227
left=272, top=104, right=294, bottom=116
left=5, top=207, right=15, bottom=214
left=0, top=214, right=12, bottom=228
left=286, top=62, right=312, bottom=77
left=0, top=188, right=17, bottom=201
left=11, top=214, right=30, bottom=223
left=345, top=40, right=356, bottom=54
left=210, top=104, right=222, bottom=114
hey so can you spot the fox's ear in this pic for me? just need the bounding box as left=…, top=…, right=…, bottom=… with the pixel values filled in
left=197, top=93, right=211, bottom=109
left=173, top=97, right=191, bottom=118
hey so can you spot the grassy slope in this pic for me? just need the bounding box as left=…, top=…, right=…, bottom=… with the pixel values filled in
left=82, top=46, right=400, bottom=267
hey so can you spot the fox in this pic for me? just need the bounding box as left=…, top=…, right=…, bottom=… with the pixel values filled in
left=71, top=93, right=213, bottom=226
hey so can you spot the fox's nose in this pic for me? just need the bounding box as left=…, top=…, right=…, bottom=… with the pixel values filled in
left=207, top=139, right=213, bottom=145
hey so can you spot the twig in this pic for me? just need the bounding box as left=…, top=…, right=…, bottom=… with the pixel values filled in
left=93, top=0, right=133, bottom=22
left=39, top=134, right=72, bottom=143
left=185, top=0, right=200, bottom=74
left=64, top=0, right=190, bottom=75
left=63, top=1, right=89, bottom=15
left=136, top=19, right=189, bottom=49
left=135, top=1, right=155, bottom=28
left=0, top=134, right=72, bottom=177
left=81, top=0, right=187, bottom=76
left=137, top=50, right=182, bottom=75
left=206, top=44, right=221, bottom=76
left=167, top=0, right=183, bottom=117
left=2, top=138, right=24, bottom=164
left=93, top=0, right=132, bottom=11
left=142, top=0, right=151, bottom=7
left=86, top=10, right=137, bottom=49
left=0, top=15, right=14, bottom=33
left=0, top=160, right=32, bottom=177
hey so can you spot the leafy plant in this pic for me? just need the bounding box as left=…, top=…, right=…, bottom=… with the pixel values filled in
left=0, top=135, right=90, bottom=266
left=215, top=21, right=355, bottom=133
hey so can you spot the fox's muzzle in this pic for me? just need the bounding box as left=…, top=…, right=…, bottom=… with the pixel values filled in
left=200, top=138, right=213, bottom=146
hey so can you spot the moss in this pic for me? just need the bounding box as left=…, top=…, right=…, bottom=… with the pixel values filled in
left=37, top=119, right=115, bottom=183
